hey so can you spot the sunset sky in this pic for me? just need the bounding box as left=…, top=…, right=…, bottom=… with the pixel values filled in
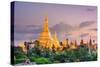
left=13, top=1, right=97, bottom=46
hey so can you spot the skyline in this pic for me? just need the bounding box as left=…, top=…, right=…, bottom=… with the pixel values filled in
left=14, top=1, right=97, bottom=46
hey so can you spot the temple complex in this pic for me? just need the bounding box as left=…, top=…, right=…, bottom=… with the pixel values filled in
left=19, top=16, right=97, bottom=52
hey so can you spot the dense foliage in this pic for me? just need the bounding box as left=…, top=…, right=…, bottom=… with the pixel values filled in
left=14, top=41, right=97, bottom=65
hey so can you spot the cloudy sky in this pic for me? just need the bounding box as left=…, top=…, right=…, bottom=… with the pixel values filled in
left=13, top=1, right=97, bottom=46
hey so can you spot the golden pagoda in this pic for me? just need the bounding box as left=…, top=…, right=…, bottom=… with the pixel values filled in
left=52, top=32, right=60, bottom=50
left=62, top=39, right=69, bottom=48
left=38, top=16, right=53, bottom=49
left=38, top=16, right=61, bottom=50
left=19, top=42, right=27, bottom=53
left=70, top=41, right=77, bottom=49
left=80, top=39, right=84, bottom=45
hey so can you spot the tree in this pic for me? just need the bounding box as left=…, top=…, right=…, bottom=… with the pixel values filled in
left=14, top=46, right=27, bottom=64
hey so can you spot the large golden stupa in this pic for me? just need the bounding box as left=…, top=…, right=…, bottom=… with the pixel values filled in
left=38, top=16, right=60, bottom=49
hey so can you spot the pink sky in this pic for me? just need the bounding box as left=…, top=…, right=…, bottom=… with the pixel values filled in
left=13, top=1, right=97, bottom=46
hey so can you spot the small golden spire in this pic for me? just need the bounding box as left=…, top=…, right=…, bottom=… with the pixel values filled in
left=19, top=42, right=27, bottom=53
left=52, top=31, right=60, bottom=49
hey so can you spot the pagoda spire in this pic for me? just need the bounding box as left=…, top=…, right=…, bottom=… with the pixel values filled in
left=53, top=32, right=58, bottom=41
left=89, top=35, right=92, bottom=46
left=38, top=16, right=53, bottom=48
left=62, top=38, right=69, bottom=48
left=52, top=32, right=60, bottom=50
left=43, top=16, right=49, bottom=32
